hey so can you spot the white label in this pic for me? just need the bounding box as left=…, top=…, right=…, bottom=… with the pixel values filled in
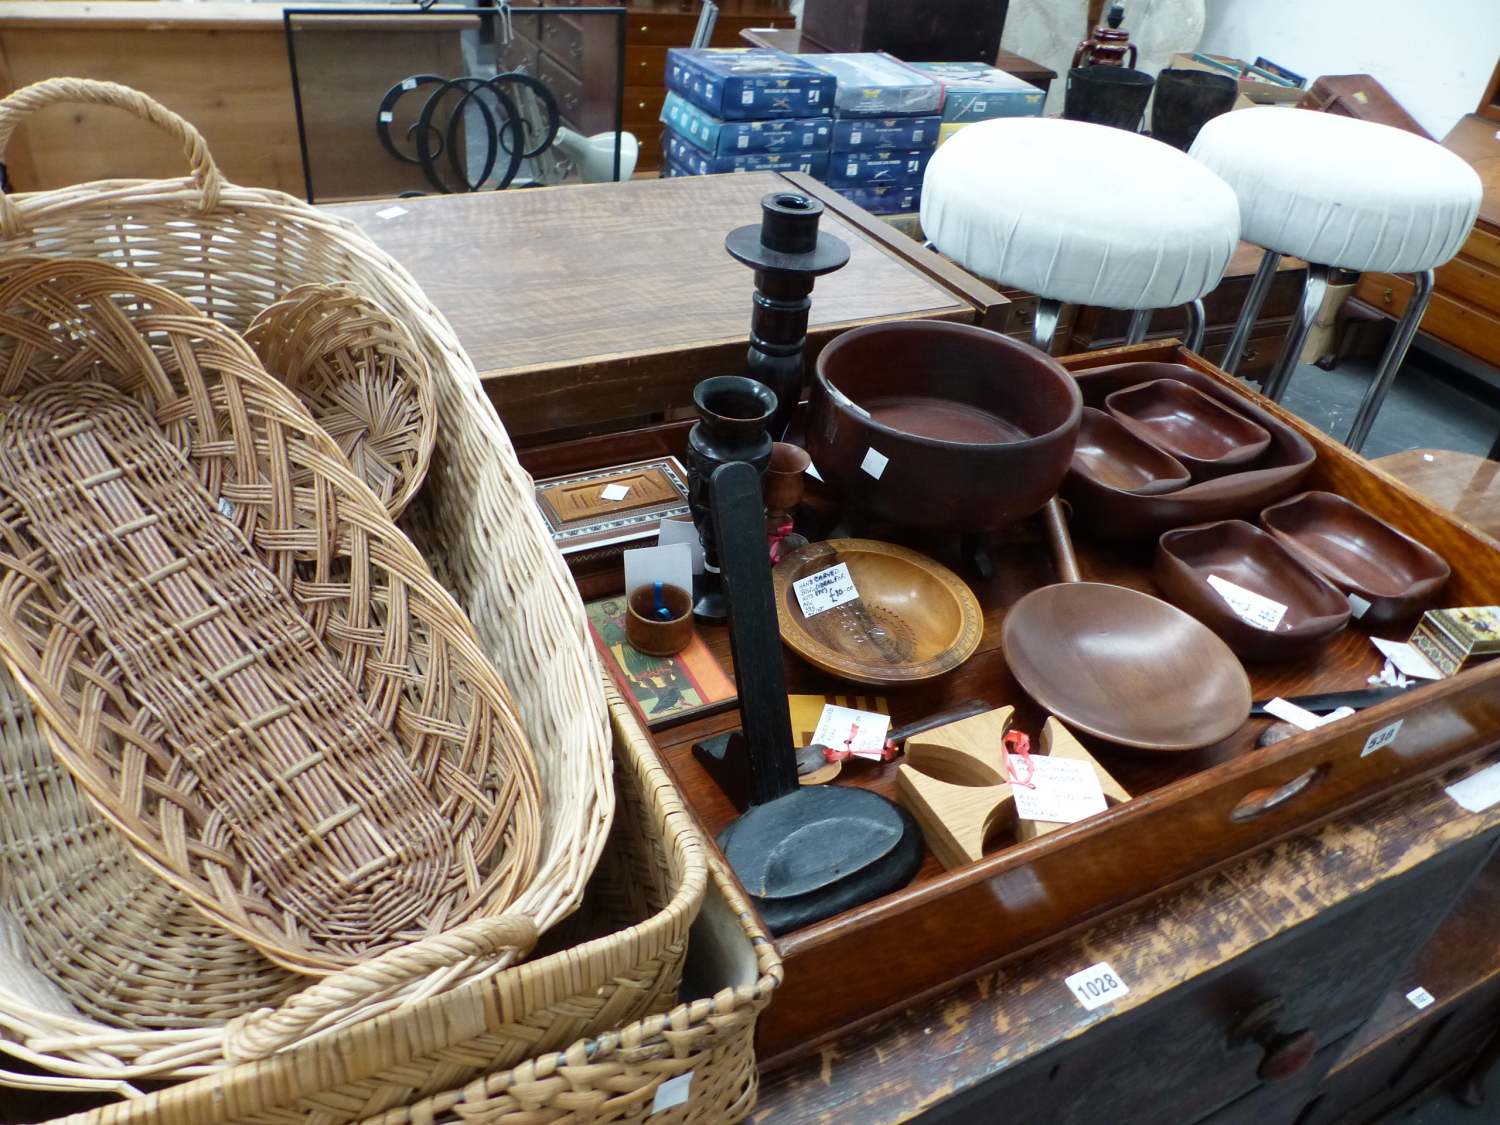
left=913, top=129, right=924, bottom=141
left=847, top=162, right=859, bottom=176
left=793, top=562, right=860, bottom=618
left=1263, top=697, right=1324, bottom=731
left=741, top=89, right=754, bottom=105
left=379, top=111, right=394, bottom=123
left=809, top=89, right=821, bottom=102
left=1361, top=719, right=1403, bottom=757
left=1370, top=637, right=1443, bottom=680
left=651, top=1071, right=693, bottom=1114
left=1009, top=755, right=1107, bottom=824
left=1206, top=574, right=1288, bottom=631
left=737, top=135, right=748, bottom=148
left=860, top=448, right=889, bottom=479
left=1347, top=592, right=1372, bottom=618
left=811, top=704, right=890, bottom=760
left=375, top=205, right=408, bottom=220
left=1446, top=761, right=1500, bottom=812
left=850, top=130, right=863, bottom=144
left=600, top=483, right=630, bottom=501
left=1065, top=962, right=1128, bottom=1011
left=1406, top=986, right=1435, bottom=1010
left=401, top=77, right=418, bottom=91
left=975, top=98, right=988, bottom=111
left=655, top=517, right=704, bottom=575
left=216, top=497, right=235, bottom=520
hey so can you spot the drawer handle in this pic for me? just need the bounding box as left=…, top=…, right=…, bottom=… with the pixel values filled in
left=1230, top=763, right=1328, bottom=822
left=1230, top=999, right=1318, bottom=1081
left=1383, top=288, right=1395, bottom=304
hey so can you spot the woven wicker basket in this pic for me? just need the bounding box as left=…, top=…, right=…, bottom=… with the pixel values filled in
left=0, top=77, right=626, bottom=1091
left=32, top=688, right=769, bottom=1125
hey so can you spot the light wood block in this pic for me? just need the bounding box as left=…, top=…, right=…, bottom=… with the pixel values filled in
left=897, top=707, right=1015, bottom=870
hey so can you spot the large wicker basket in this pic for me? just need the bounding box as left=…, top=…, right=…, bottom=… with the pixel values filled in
left=0, top=77, right=632, bottom=1092
left=33, top=689, right=756, bottom=1125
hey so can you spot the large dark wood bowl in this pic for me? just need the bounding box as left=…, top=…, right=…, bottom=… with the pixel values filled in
left=1072, top=407, right=1192, bottom=496
left=1260, top=491, right=1451, bottom=627
left=806, top=321, right=1081, bottom=533
left=1061, top=362, right=1316, bottom=543
left=772, top=539, right=983, bottom=685
left=1106, top=378, right=1271, bottom=480
left=1154, top=519, right=1352, bottom=661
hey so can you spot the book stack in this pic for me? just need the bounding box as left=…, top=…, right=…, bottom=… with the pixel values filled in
left=1409, top=606, right=1500, bottom=677
left=809, top=53, right=941, bottom=215
left=904, top=62, right=1047, bottom=149
left=660, top=48, right=834, bottom=179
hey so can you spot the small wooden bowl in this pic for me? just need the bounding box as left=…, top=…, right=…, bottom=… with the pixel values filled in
left=626, top=582, right=694, bottom=656
left=1071, top=407, right=1192, bottom=496
left=1260, top=491, right=1451, bottom=627
left=772, top=539, right=983, bottom=685
left=1154, top=520, right=1352, bottom=661
left=1106, top=378, right=1271, bottom=480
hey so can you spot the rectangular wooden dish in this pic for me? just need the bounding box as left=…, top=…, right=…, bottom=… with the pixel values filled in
left=518, top=340, right=1500, bottom=1071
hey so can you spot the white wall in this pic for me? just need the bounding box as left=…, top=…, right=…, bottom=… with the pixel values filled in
left=1199, top=0, right=1500, bottom=139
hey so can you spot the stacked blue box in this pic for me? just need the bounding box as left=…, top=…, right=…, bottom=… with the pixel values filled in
left=830, top=115, right=941, bottom=150
left=660, top=92, right=831, bottom=155
left=834, top=184, right=920, bottom=216
left=824, top=148, right=930, bottom=188
left=904, top=62, right=1047, bottom=122
left=662, top=130, right=830, bottom=178
left=801, top=53, right=942, bottom=118
left=664, top=48, right=834, bottom=121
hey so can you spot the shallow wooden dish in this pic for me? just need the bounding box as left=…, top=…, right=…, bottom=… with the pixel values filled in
left=1062, top=362, right=1317, bottom=543
left=1155, top=519, right=1353, bottom=661
left=772, top=539, right=983, bottom=685
left=1106, top=378, right=1271, bottom=480
left=1001, top=581, right=1251, bottom=751
left=1260, top=491, right=1452, bottom=628
left=1071, top=406, right=1192, bottom=496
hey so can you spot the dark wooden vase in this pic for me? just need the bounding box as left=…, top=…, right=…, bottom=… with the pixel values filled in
left=1063, top=65, right=1155, bottom=132
left=1152, top=68, right=1239, bottom=150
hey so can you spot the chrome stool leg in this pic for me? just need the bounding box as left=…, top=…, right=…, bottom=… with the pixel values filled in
left=1125, top=308, right=1152, bottom=345
left=1033, top=298, right=1063, bottom=354
left=1184, top=299, right=1206, bottom=354
left=1345, top=269, right=1435, bottom=454
left=1223, top=250, right=1281, bottom=376
left=1262, top=263, right=1332, bottom=404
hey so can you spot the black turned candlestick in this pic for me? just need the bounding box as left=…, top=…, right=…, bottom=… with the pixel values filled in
left=725, top=192, right=851, bottom=441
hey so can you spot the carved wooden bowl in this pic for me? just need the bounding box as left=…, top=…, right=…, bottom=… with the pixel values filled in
left=1061, top=363, right=1317, bottom=543
left=772, top=539, right=983, bottom=685
left=1154, top=520, right=1352, bottom=661
left=807, top=320, right=1080, bottom=533
left=1260, top=491, right=1451, bottom=627
left=1071, top=407, right=1192, bottom=496
left=1106, top=378, right=1271, bottom=480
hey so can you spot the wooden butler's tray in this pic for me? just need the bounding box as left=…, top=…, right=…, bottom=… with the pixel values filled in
left=518, top=340, right=1500, bottom=1070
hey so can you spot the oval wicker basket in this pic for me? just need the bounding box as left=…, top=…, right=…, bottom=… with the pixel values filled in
left=0, top=77, right=618, bottom=1092
left=244, top=283, right=435, bottom=520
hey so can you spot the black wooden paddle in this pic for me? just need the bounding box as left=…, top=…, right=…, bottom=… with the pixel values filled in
left=708, top=460, right=922, bottom=937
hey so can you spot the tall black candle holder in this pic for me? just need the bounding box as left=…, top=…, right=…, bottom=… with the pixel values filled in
left=725, top=191, right=851, bottom=442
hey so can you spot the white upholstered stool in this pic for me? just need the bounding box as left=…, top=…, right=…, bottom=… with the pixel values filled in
left=921, top=116, right=1241, bottom=354
left=1192, top=109, right=1482, bottom=452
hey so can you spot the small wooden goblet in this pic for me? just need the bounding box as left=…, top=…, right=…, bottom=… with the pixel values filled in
left=626, top=582, right=694, bottom=656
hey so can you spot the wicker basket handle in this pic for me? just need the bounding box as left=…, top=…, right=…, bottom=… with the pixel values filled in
left=0, top=78, right=224, bottom=236
left=223, top=913, right=539, bottom=1062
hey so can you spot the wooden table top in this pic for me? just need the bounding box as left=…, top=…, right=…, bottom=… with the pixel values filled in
left=1443, top=114, right=1500, bottom=232
left=753, top=772, right=1500, bottom=1122
left=328, top=173, right=975, bottom=439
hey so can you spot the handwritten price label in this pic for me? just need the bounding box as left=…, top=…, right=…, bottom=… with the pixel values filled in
left=1206, top=575, right=1287, bottom=631
left=1065, top=962, right=1129, bottom=1011
left=792, top=562, right=860, bottom=619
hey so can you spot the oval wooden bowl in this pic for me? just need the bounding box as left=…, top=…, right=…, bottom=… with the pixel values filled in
left=1106, top=378, right=1271, bottom=480
left=1260, top=491, right=1451, bottom=627
left=1001, top=582, right=1251, bottom=751
left=1071, top=407, right=1192, bottom=495
left=1155, top=520, right=1352, bottom=662
left=773, top=539, right=983, bottom=685
left=1061, top=363, right=1317, bottom=544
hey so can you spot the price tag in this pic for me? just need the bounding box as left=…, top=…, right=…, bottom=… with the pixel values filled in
left=651, top=1071, right=693, bottom=1114
left=1065, top=961, right=1128, bottom=1011
left=216, top=497, right=236, bottom=520
left=1406, top=986, right=1435, bottom=1010
left=401, top=77, right=419, bottom=91
left=379, top=111, right=394, bottom=123
left=1263, top=697, right=1323, bottom=731
left=1206, top=575, right=1287, bottom=631
left=1361, top=719, right=1403, bottom=757
left=792, top=562, right=860, bottom=618
left=1009, top=755, right=1106, bottom=823
left=1347, top=592, right=1372, bottom=619
left=860, top=448, right=889, bottom=479
left=375, top=206, right=408, bottom=220
left=811, top=704, right=890, bottom=760
left=600, top=483, right=630, bottom=502
left=1370, top=637, right=1443, bottom=680
left=1445, top=761, right=1500, bottom=812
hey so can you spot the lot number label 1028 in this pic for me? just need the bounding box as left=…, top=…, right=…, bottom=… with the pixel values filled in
left=1065, top=962, right=1130, bottom=1011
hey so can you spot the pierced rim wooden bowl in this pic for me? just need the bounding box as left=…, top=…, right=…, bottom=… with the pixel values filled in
left=772, top=539, right=983, bottom=685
